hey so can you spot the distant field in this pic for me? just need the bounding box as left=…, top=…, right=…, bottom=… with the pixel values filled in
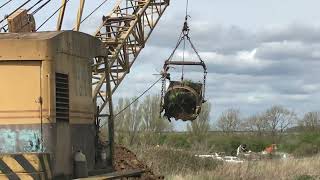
left=133, top=146, right=320, bottom=180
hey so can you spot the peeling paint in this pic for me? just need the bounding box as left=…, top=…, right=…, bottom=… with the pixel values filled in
left=0, top=128, right=43, bottom=153
left=0, top=129, right=16, bottom=152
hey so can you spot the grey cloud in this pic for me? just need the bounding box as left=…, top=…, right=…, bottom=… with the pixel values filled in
left=176, top=51, right=305, bottom=77
left=259, top=24, right=320, bottom=44
left=150, top=22, right=257, bottom=54
left=206, top=60, right=300, bottom=76
left=206, top=73, right=320, bottom=96
left=151, top=19, right=320, bottom=57
left=255, top=41, right=320, bottom=60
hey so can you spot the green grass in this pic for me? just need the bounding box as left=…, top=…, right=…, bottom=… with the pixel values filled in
left=131, top=145, right=220, bottom=176
left=130, top=145, right=320, bottom=179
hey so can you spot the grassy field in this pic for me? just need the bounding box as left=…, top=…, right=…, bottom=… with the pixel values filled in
left=132, top=146, right=320, bottom=180
left=168, top=158, right=320, bottom=180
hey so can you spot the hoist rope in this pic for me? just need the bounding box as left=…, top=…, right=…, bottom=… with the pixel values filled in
left=0, top=0, right=32, bottom=24
left=36, top=0, right=71, bottom=31
left=181, top=0, right=189, bottom=80
left=181, top=35, right=186, bottom=80
left=27, top=0, right=44, bottom=12
left=0, top=0, right=13, bottom=9
left=31, top=0, right=51, bottom=15
left=100, top=76, right=162, bottom=128
left=166, top=31, right=183, bottom=61
left=161, top=0, right=208, bottom=105
left=75, top=0, right=109, bottom=29
left=185, top=0, right=189, bottom=18
left=0, top=0, right=51, bottom=32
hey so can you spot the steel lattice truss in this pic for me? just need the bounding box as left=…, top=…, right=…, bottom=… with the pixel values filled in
left=92, top=0, right=169, bottom=117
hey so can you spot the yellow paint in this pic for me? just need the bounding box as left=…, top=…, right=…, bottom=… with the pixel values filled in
left=0, top=153, right=51, bottom=179
left=23, top=154, right=41, bottom=171
left=0, top=61, right=41, bottom=125
left=1, top=156, right=25, bottom=173
left=0, top=173, right=46, bottom=180
left=0, top=31, right=105, bottom=177
left=43, top=155, right=52, bottom=179
left=17, top=174, right=34, bottom=180
left=0, top=31, right=105, bottom=125
left=0, top=175, right=9, bottom=180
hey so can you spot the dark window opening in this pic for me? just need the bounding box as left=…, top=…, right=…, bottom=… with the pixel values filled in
left=56, top=73, right=69, bottom=121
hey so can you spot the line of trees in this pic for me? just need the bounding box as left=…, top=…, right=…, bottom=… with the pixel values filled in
left=113, top=95, right=173, bottom=145
left=217, top=105, right=320, bottom=133
left=108, top=94, right=211, bottom=147
left=216, top=106, right=297, bottom=142
left=108, top=94, right=320, bottom=150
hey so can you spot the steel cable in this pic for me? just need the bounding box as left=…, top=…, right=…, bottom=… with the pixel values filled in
left=36, top=0, right=71, bottom=31
left=0, top=0, right=49, bottom=31
left=4, top=0, right=52, bottom=33
left=27, top=0, right=44, bottom=12
left=0, top=0, right=13, bottom=9
left=100, top=76, right=162, bottom=128
left=74, top=0, right=109, bottom=30
left=31, top=0, right=51, bottom=15
left=0, top=0, right=32, bottom=24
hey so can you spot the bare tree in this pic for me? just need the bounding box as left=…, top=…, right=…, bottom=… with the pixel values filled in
left=262, top=105, right=296, bottom=140
left=300, top=112, right=320, bottom=131
left=187, top=102, right=211, bottom=145
left=114, top=97, right=142, bottom=145
left=140, top=95, right=173, bottom=144
left=114, top=98, right=126, bottom=144
left=126, top=99, right=143, bottom=145
left=242, top=114, right=268, bottom=136
left=140, top=95, right=172, bottom=133
left=217, top=108, right=241, bottom=133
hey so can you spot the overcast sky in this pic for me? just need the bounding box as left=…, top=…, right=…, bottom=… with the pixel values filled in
left=2, top=0, right=320, bottom=130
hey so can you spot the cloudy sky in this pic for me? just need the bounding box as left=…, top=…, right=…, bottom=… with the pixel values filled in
left=2, top=0, right=320, bottom=130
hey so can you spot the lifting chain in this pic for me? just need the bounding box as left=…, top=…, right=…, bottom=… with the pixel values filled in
left=160, top=76, right=166, bottom=115
left=203, top=71, right=207, bottom=102
left=187, top=36, right=208, bottom=101
left=159, top=0, right=208, bottom=115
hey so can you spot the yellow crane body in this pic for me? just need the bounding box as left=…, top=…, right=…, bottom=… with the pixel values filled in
left=0, top=0, right=170, bottom=178
left=0, top=31, right=105, bottom=178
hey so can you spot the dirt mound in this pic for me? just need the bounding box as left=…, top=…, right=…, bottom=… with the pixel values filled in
left=114, top=145, right=164, bottom=180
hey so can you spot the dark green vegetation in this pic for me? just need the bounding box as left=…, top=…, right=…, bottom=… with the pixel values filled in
left=107, top=94, right=320, bottom=157
left=133, top=146, right=220, bottom=176
left=106, top=94, right=320, bottom=179
left=133, top=146, right=320, bottom=180
left=138, top=131, right=320, bottom=157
